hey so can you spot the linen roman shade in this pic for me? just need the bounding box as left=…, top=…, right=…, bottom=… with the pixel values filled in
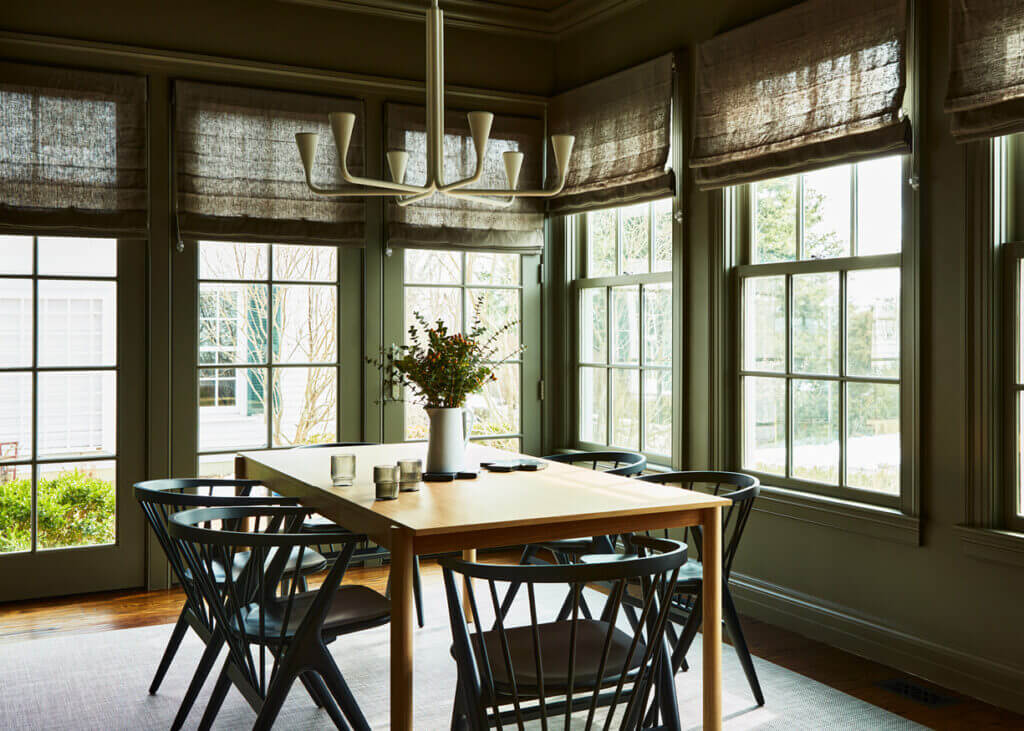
left=690, top=0, right=911, bottom=190
left=547, top=54, right=675, bottom=215
left=385, top=103, right=545, bottom=253
left=0, top=62, right=147, bottom=234
left=175, top=81, right=365, bottom=244
left=945, top=0, right=1024, bottom=142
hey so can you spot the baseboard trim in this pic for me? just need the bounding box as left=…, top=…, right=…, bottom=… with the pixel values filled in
left=729, top=571, right=1024, bottom=715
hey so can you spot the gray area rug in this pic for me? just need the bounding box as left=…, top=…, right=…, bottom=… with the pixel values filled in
left=0, top=583, right=926, bottom=730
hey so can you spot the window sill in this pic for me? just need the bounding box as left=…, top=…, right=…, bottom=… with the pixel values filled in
left=955, top=525, right=1024, bottom=567
left=754, top=485, right=920, bottom=546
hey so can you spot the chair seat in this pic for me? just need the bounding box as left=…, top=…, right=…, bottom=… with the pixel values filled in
left=184, top=546, right=327, bottom=583
left=458, top=619, right=644, bottom=694
left=533, top=538, right=595, bottom=554
left=242, top=585, right=390, bottom=639
left=580, top=553, right=702, bottom=588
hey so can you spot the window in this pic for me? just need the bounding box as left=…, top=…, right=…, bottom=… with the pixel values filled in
left=1000, top=134, right=1024, bottom=531
left=573, top=199, right=674, bottom=462
left=735, top=157, right=907, bottom=503
left=0, top=235, right=119, bottom=553
left=196, top=242, right=340, bottom=477
left=402, top=250, right=525, bottom=453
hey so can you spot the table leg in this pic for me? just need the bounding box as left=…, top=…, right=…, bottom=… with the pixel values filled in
left=390, top=526, right=415, bottom=731
left=462, top=549, right=476, bottom=622
left=702, top=506, right=723, bottom=730
left=234, top=455, right=247, bottom=479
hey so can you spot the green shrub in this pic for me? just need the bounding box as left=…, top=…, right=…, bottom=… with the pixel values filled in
left=0, top=469, right=115, bottom=552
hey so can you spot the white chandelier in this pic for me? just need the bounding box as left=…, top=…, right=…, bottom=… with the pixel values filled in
left=295, top=0, right=575, bottom=207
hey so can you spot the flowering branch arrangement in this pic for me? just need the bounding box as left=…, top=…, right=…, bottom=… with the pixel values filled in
left=369, top=298, right=523, bottom=408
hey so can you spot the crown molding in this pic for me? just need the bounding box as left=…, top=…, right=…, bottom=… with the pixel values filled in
left=279, top=0, right=648, bottom=39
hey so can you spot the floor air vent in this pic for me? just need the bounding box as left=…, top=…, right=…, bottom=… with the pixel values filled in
left=875, top=677, right=961, bottom=707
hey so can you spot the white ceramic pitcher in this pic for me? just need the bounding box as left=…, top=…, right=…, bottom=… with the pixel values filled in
left=425, top=407, right=474, bottom=473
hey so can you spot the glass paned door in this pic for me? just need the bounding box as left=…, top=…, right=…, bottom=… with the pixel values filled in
left=0, top=235, right=146, bottom=601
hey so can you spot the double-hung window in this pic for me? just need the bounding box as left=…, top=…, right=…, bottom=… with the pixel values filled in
left=735, top=156, right=909, bottom=505
left=573, top=199, right=674, bottom=463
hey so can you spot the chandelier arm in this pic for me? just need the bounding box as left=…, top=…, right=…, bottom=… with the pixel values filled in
left=395, top=184, right=439, bottom=207
left=447, top=192, right=517, bottom=208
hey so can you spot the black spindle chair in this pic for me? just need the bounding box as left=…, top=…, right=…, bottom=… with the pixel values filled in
left=499, top=451, right=647, bottom=621
left=442, top=535, right=687, bottom=731
left=134, top=479, right=328, bottom=731
left=587, top=471, right=763, bottom=707
left=168, top=505, right=391, bottom=730
left=295, top=441, right=426, bottom=628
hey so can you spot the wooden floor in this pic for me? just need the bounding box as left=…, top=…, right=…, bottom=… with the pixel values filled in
left=2, top=555, right=1022, bottom=730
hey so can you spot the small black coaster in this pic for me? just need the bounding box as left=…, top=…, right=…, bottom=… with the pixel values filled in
left=481, top=459, right=548, bottom=473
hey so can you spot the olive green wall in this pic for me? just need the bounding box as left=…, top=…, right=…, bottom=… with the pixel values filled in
left=557, top=0, right=1024, bottom=715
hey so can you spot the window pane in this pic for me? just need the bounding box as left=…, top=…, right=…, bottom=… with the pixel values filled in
left=792, top=379, right=839, bottom=484
left=792, top=273, right=839, bottom=375
left=610, top=368, right=640, bottom=450
left=0, top=464, right=32, bottom=554
left=473, top=437, right=522, bottom=453
left=580, top=288, right=607, bottom=363
left=468, top=363, right=520, bottom=438
left=643, top=284, right=672, bottom=366
left=405, top=286, right=462, bottom=335
left=619, top=203, right=650, bottom=275
left=199, top=241, right=267, bottom=280
left=405, top=250, right=461, bottom=284
left=643, top=369, right=672, bottom=457
left=0, top=235, right=33, bottom=274
left=272, top=285, right=337, bottom=365
left=846, top=382, right=900, bottom=494
left=743, top=376, right=786, bottom=475
left=847, top=268, right=900, bottom=378
left=405, top=397, right=429, bottom=441
left=199, top=367, right=267, bottom=451
left=857, top=156, right=902, bottom=255
left=38, top=280, right=116, bottom=367
left=611, top=286, right=639, bottom=364
left=0, top=278, right=33, bottom=367
left=272, top=244, right=337, bottom=282
left=0, top=372, right=32, bottom=461
left=652, top=198, right=673, bottom=272
left=198, top=453, right=237, bottom=479
left=743, top=276, right=785, bottom=372
left=1019, top=260, right=1024, bottom=383
left=37, top=371, right=116, bottom=459
left=468, top=289, right=519, bottom=358
left=272, top=367, right=337, bottom=446
left=587, top=209, right=616, bottom=277
left=468, top=252, right=519, bottom=286
left=38, top=238, right=117, bottom=277
left=579, top=366, right=607, bottom=444
left=802, top=165, right=851, bottom=259
left=199, top=284, right=267, bottom=365
left=36, top=460, right=116, bottom=550
left=754, top=176, right=797, bottom=263
left=1019, top=393, right=1024, bottom=516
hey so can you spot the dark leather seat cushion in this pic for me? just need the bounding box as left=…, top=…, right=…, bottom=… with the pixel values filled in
left=462, top=619, right=644, bottom=694
left=242, top=585, right=390, bottom=638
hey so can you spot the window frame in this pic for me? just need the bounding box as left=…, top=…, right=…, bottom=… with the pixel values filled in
left=728, top=156, right=917, bottom=512
left=570, top=199, right=676, bottom=466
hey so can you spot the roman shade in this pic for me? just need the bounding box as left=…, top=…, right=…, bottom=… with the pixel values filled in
left=175, top=81, right=365, bottom=244
left=547, top=54, right=675, bottom=215
left=385, top=103, right=545, bottom=253
left=690, top=0, right=911, bottom=190
left=0, top=62, right=147, bottom=234
left=945, top=0, right=1024, bottom=142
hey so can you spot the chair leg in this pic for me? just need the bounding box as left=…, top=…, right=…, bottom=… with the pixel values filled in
left=170, top=630, right=224, bottom=731
left=303, top=670, right=353, bottom=729
left=252, top=664, right=299, bottom=731
left=723, top=585, right=765, bottom=706
left=197, top=661, right=233, bottom=731
left=671, top=587, right=702, bottom=675
left=317, top=648, right=372, bottom=731
left=497, top=544, right=537, bottom=620
left=299, top=668, right=326, bottom=708
left=150, top=606, right=189, bottom=694
left=413, top=555, right=425, bottom=628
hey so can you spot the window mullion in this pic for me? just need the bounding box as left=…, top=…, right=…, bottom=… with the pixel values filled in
left=851, top=164, right=859, bottom=257
left=785, top=273, right=793, bottom=479
left=265, top=246, right=274, bottom=450
left=30, top=235, right=39, bottom=554
left=839, top=270, right=848, bottom=489
left=796, top=175, right=805, bottom=261
left=639, top=283, right=646, bottom=452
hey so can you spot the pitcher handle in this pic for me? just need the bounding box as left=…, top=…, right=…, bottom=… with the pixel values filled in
left=463, top=408, right=474, bottom=448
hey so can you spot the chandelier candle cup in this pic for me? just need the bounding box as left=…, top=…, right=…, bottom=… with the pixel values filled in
left=398, top=458, right=423, bottom=492
left=331, top=454, right=356, bottom=486
left=374, top=465, right=400, bottom=501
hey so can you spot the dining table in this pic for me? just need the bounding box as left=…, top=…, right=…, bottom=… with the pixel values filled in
left=235, top=442, right=729, bottom=730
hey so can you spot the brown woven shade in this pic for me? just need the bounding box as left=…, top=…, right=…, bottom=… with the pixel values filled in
left=385, top=103, right=545, bottom=253
left=945, top=0, right=1024, bottom=142
left=547, top=54, right=674, bottom=216
left=690, top=0, right=910, bottom=190
left=175, top=81, right=365, bottom=245
left=0, top=62, right=147, bottom=235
